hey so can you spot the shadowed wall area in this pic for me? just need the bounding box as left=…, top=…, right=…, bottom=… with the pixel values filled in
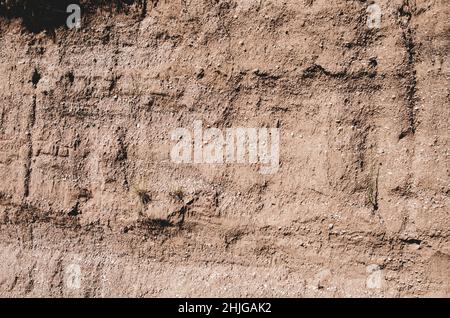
left=0, top=0, right=147, bottom=32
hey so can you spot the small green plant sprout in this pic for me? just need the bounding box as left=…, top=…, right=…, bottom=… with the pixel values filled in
left=169, top=187, right=185, bottom=202
left=366, top=164, right=381, bottom=212
left=132, top=185, right=151, bottom=205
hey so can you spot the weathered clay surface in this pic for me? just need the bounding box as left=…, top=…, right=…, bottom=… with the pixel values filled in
left=0, top=0, right=449, bottom=297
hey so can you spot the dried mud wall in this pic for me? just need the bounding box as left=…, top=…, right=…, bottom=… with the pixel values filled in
left=0, top=0, right=449, bottom=297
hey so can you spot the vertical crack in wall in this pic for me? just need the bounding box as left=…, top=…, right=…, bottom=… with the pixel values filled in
left=23, top=95, right=36, bottom=200
left=116, top=129, right=130, bottom=192
left=398, top=0, right=418, bottom=138
left=140, top=0, right=147, bottom=20
left=0, top=105, right=4, bottom=134
left=402, top=27, right=417, bottom=135
left=395, top=1, right=418, bottom=235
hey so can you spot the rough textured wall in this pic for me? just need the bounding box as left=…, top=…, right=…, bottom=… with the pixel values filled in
left=0, top=0, right=449, bottom=297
